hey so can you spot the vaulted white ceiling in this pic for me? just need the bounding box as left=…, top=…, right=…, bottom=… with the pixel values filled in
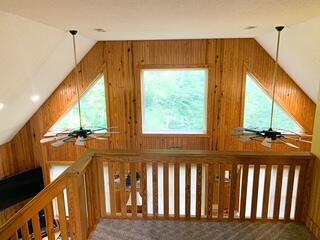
left=0, top=0, right=319, bottom=145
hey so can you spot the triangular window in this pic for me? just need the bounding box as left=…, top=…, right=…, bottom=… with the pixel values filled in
left=244, top=74, right=304, bottom=133
left=50, top=74, right=107, bottom=132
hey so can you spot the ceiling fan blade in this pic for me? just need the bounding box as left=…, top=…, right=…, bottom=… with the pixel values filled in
left=239, top=135, right=256, bottom=142
left=280, top=139, right=299, bottom=149
left=44, top=128, right=73, bottom=137
left=232, top=127, right=261, bottom=136
left=87, top=134, right=110, bottom=141
left=51, top=140, right=67, bottom=147
left=40, top=134, right=69, bottom=143
left=50, top=136, right=74, bottom=147
left=261, top=137, right=272, bottom=148
left=92, top=127, right=118, bottom=133
left=283, top=136, right=312, bottom=144
left=297, top=139, right=312, bottom=144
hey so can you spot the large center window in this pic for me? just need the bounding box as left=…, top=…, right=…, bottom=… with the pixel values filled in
left=141, top=68, right=208, bottom=134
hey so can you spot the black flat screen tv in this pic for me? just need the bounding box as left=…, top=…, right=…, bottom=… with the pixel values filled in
left=0, top=167, right=44, bottom=211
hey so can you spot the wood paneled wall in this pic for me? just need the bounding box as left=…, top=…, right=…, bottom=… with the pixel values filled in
left=307, top=93, right=320, bottom=238
left=0, top=37, right=316, bottom=188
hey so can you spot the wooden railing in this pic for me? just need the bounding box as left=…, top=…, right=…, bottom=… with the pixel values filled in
left=96, top=150, right=314, bottom=222
left=0, top=151, right=96, bottom=240
left=0, top=150, right=314, bottom=239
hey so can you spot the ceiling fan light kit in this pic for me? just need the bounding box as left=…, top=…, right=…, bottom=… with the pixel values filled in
left=232, top=26, right=312, bottom=149
left=40, top=31, right=118, bottom=148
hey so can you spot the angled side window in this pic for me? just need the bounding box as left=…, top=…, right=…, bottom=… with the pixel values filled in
left=244, top=74, right=304, bottom=133
left=50, top=74, right=107, bottom=132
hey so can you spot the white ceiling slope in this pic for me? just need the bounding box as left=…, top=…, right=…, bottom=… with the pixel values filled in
left=256, top=17, right=320, bottom=102
left=0, top=0, right=319, bottom=145
left=0, top=10, right=95, bottom=145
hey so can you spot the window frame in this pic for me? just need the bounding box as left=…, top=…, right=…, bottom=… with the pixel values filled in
left=140, top=67, right=209, bottom=135
left=47, top=69, right=110, bottom=135
left=242, top=71, right=305, bottom=133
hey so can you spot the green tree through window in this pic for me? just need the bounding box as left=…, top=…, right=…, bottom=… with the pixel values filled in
left=50, top=75, right=107, bottom=131
left=142, top=69, right=207, bottom=134
left=244, top=74, right=304, bottom=133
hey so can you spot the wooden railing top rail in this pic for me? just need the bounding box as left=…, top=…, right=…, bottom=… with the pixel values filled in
left=93, top=149, right=314, bottom=158
left=93, top=149, right=315, bottom=165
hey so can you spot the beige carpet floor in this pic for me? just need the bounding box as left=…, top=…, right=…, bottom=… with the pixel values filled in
left=89, top=219, right=315, bottom=240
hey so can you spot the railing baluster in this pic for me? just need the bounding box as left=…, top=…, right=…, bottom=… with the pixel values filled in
left=10, top=232, right=18, bottom=240
left=251, top=165, right=260, bottom=220
left=262, top=165, right=271, bottom=219
left=85, top=165, right=93, bottom=227
left=240, top=164, right=249, bottom=220
left=68, top=173, right=88, bottom=239
left=196, top=163, right=202, bottom=219
left=152, top=162, right=158, bottom=218
left=207, top=164, right=214, bottom=219
left=141, top=162, right=148, bottom=217
left=57, top=192, right=68, bottom=240
left=95, top=159, right=107, bottom=217
left=295, top=164, right=306, bottom=221
left=174, top=162, right=180, bottom=219
left=108, top=162, right=116, bottom=217
left=229, top=164, right=237, bottom=220
left=31, top=214, right=41, bottom=240
left=285, top=165, right=295, bottom=221
left=185, top=163, right=191, bottom=219
left=130, top=162, right=137, bottom=217
left=274, top=165, right=283, bottom=220
left=21, top=224, right=29, bottom=240
left=218, top=164, right=225, bottom=220
left=44, top=204, right=55, bottom=240
left=164, top=162, right=169, bottom=219
left=119, top=162, right=127, bottom=217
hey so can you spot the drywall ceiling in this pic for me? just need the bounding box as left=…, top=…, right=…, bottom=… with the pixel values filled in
left=0, top=10, right=95, bottom=144
left=0, top=0, right=319, bottom=145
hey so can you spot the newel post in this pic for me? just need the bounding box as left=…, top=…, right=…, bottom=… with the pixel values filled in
left=67, top=172, right=88, bottom=239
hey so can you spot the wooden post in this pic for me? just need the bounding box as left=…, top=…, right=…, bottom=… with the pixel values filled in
left=67, top=173, right=88, bottom=240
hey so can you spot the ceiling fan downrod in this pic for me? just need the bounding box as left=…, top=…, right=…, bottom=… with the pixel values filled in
left=269, top=26, right=284, bottom=130
left=70, top=30, right=83, bottom=130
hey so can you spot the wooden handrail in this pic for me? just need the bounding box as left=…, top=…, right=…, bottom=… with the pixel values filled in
left=93, top=149, right=314, bottom=159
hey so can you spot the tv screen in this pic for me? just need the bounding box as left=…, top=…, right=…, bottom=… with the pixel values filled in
left=0, top=167, right=44, bottom=211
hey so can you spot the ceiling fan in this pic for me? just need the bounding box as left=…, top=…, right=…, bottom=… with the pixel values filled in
left=40, top=30, right=118, bottom=147
left=232, top=26, right=312, bottom=149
